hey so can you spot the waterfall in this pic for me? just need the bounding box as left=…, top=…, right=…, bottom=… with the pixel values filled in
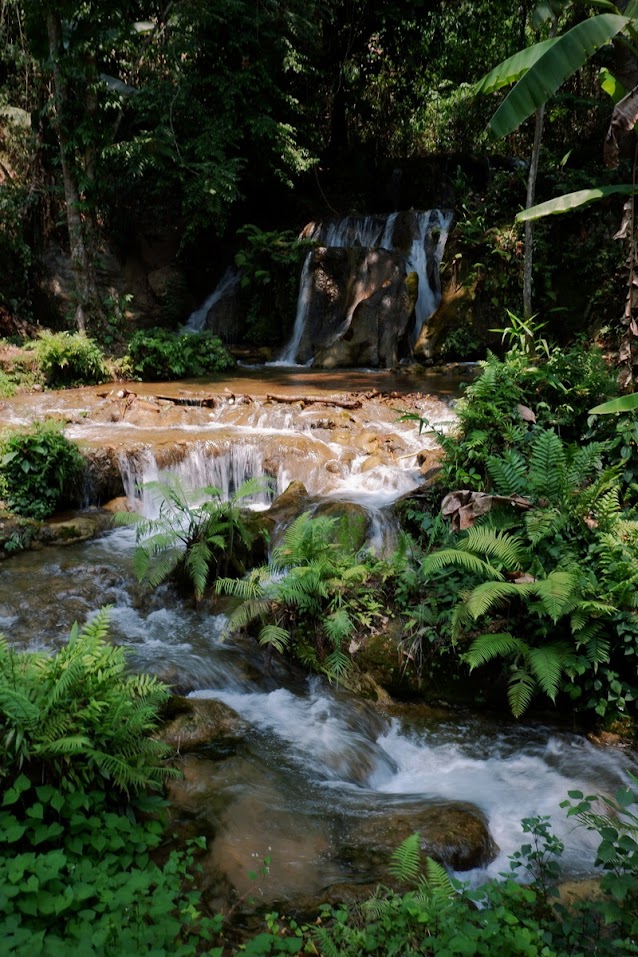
left=183, top=266, right=241, bottom=333
left=277, top=209, right=452, bottom=365
left=118, top=442, right=272, bottom=516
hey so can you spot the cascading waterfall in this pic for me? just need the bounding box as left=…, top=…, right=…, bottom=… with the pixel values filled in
left=183, top=266, right=241, bottom=333
left=277, top=209, right=453, bottom=365
left=119, top=442, right=272, bottom=516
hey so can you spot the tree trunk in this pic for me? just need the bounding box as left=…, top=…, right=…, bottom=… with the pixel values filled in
left=522, top=103, right=545, bottom=324
left=522, top=15, right=558, bottom=331
left=46, top=11, right=101, bottom=333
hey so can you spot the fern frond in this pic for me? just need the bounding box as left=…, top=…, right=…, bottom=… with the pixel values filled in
left=526, top=645, right=568, bottom=701
left=465, top=633, right=528, bottom=670
left=524, top=508, right=565, bottom=546
left=388, top=832, right=421, bottom=883
left=463, top=580, right=533, bottom=620
left=566, top=442, right=605, bottom=488
left=184, top=540, right=212, bottom=599
left=323, top=649, right=350, bottom=679
left=460, top=527, right=527, bottom=569
left=421, top=548, right=505, bottom=581
left=532, top=572, right=578, bottom=622
left=325, top=608, right=353, bottom=644
left=423, top=856, right=454, bottom=894
left=528, top=430, right=566, bottom=503
left=508, top=667, right=537, bottom=718
left=258, top=624, right=290, bottom=653
left=486, top=449, right=527, bottom=496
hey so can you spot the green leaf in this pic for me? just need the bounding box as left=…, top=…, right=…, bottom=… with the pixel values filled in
left=489, top=14, right=629, bottom=138
left=590, top=393, right=638, bottom=414
left=474, top=37, right=559, bottom=95
left=516, top=184, right=637, bottom=221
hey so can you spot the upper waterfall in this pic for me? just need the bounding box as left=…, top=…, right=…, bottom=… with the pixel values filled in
left=277, top=209, right=452, bottom=367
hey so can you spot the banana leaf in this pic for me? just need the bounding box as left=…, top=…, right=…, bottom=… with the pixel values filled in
left=489, top=14, right=629, bottom=138
left=474, top=38, right=559, bottom=95
left=515, top=184, right=636, bottom=221
left=590, top=394, right=638, bottom=414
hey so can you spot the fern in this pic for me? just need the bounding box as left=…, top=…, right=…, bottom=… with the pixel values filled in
left=465, top=633, right=528, bottom=670
left=528, top=430, right=566, bottom=503
left=421, top=548, right=506, bottom=580
left=487, top=448, right=527, bottom=496
left=462, top=580, right=534, bottom=621
left=388, top=832, right=421, bottom=883
left=527, top=644, right=568, bottom=700
left=533, top=572, right=579, bottom=622
left=508, top=667, right=537, bottom=718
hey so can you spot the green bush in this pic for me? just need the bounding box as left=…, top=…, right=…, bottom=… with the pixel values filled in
left=0, top=610, right=175, bottom=794
left=120, top=476, right=268, bottom=600
left=126, top=328, right=235, bottom=380
left=0, top=612, right=225, bottom=956
left=0, top=422, right=85, bottom=519
left=33, top=330, right=107, bottom=387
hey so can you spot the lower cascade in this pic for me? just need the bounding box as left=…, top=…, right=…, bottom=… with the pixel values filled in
left=2, top=374, right=637, bottom=905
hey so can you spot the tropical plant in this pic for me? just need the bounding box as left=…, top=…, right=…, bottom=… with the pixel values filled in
left=120, top=476, right=268, bottom=601
left=0, top=608, right=176, bottom=794
left=32, top=330, right=107, bottom=387
left=0, top=421, right=85, bottom=519
left=217, top=511, right=380, bottom=680
left=126, top=328, right=235, bottom=381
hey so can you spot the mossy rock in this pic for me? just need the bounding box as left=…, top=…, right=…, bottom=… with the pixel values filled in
left=313, top=501, right=368, bottom=552
left=159, top=695, right=249, bottom=754
left=341, top=802, right=498, bottom=874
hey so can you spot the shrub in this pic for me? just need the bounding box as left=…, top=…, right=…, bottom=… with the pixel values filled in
left=33, top=330, right=107, bottom=387
left=120, top=477, right=268, bottom=600
left=0, top=609, right=176, bottom=793
left=126, top=328, right=235, bottom=380
left=0, top=612, right=224, bottom=955
left=0, top=422, right=85, bottom=519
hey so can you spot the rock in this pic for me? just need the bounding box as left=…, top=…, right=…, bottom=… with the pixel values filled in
left=414, top=276, right=477, bottom=363
left=313, top=501, right=368, bottom=552
left=36, top=511, right=113, bottom=547
left=341, top=802, right=498, bottom=874
left=159, top=695, right=249, bottom=754
left=147, top=265, right=194, bottom=322
left=310, top=247, right=414, bottom=369
left=355, top=621, right=422, bottom=697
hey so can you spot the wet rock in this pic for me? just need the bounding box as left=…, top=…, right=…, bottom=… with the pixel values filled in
left=341, top=802, right=498, bottom=874
left=159, top=695, right=249, bottom=754
left=313, top=501, right=368, bottom=552
left=36, top=510, right=113, bottom=547
left=355, top=622, right=422, bottom=697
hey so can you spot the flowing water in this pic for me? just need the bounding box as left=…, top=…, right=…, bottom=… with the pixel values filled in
left=2, top=369, right=636, bottom=900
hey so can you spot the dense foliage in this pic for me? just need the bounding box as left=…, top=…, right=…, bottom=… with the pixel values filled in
left=126, top=329, right=235, bottom=381
left=0, top=422, right=84, bottom=519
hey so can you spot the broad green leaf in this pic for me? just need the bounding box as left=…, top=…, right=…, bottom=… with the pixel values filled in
left=590, top=393, right=638, bottom=414
left=490, top=14, right=629, bottom=138
left=474, top=37, right=559, bottom=95
left=516, top=184, right=637, bottom=221
left=599, top=66, right=626, bottom=103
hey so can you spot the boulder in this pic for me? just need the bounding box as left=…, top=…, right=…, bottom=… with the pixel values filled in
left=292, top=247, right=412, bottom=368
left=159, top=695, right=249, bottom=754
left=341, top=801, right=498, bottom=874
left=313, top=500, right=368, bottom=552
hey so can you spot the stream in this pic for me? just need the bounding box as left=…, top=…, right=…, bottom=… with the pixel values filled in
left=2, top=368, right=637, bottom=903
